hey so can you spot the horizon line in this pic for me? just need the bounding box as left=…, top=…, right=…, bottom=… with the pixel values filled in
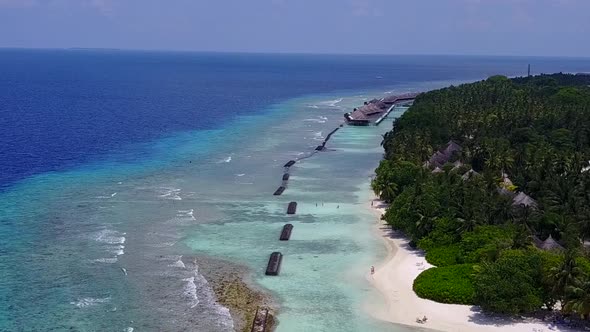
left=1, top=46, right=590, bottom=60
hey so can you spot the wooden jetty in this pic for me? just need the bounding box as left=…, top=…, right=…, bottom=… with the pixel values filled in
left=287, top=201, right=297, bottom=214
left=315, top=145, right=324, bottom=151
left=375, top=104, right=396, bottom=125
left=280, top=224, right=293, bottom=241
left=265, top=252, right=283, bottom=276
left=284, top=160, right=296, bottom=168
left=324, top=127, right=340, bottom=142
left=273, top=186, right=286, bottom=196
left=250, top=307, right=269, bottom=332
left=282, top=173, right=290, bottom=181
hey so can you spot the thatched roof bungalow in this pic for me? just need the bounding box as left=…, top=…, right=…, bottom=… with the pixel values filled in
left=461, top=169, right=480, bottom=180
left=432, top=167, right=444, bottom=174
left=425, top=140, right=463, bottom=168
left=512, top=192, right=538, bottom=208
left=533, top=235, right=564, bottom=251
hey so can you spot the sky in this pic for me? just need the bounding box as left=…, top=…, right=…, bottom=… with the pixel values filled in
left=0, top=0, right=589, bottom=57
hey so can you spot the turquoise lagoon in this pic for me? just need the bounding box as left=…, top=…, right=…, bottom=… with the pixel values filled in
left=1, top=80, right=465, bottom=331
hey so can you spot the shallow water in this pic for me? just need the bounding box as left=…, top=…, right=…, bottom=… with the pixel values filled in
left=0, top=87, right=424, bottom=332
left=3, top=51, right=590, bottom=331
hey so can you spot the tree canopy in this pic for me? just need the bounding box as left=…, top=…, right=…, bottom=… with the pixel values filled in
left=374, top=73, right=590, bottom=318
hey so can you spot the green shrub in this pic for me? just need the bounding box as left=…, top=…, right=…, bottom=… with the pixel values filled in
left=473, top=250, right=544, bottom=314
left=460, top=226, right=514, bottom=263
left=413, top=264, right=476, bottom=305
left=425, top=245, right=463, bottom=266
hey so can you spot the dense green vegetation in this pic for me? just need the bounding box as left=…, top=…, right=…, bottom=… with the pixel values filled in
left=413, top=264, right=475, bottom=304
left=374, top=73, right=590, bottom=318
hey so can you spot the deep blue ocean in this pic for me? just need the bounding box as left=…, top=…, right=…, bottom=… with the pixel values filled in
left=1, top=49, right=590, bottom=332
left=3, top=49, right=590, bottom=190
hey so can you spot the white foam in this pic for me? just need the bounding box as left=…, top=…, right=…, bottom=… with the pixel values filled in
left=217, top=156, right=232, bottom=163
left=70, top=297, right=111, bottom=308
left=307, top=105, right=319, bottom=109
left=125, top=328, right=134, bottom=332
left=303, top=118, right=326, bottom=123
left=158, top=187, right=182, bottom=201
left=188, top=266, right=235, bottom=330
left=235, top=173, right=245, bottom=177
left=182, top=277, right=199, bottom=308
left=313, top=131, right=324, bottom=141
left=93, top=229, right=126, bottom=245
left=121, top=267, right=128, bottom=276
left=176, top=209, right=196, bottom=221
left=112, top=245, right=125, bottom=256
left=320, top=98, right=343, bottom=107
left=92, top=257, right=118, bottom=264
left=170, top=255, right=186, bottom=269
left=111, top=192, right=117, bottom=197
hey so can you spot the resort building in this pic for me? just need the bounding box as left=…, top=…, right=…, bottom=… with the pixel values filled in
left=344, top=93, right=419, bottom=126
left=533, top=235, right=565, bottom=251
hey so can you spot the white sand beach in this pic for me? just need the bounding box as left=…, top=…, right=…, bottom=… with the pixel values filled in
left=367, top=198, right=576, bottom=332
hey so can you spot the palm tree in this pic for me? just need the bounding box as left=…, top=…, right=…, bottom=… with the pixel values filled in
left=549, top=250, right=582, bottom=307
left=564, top=276, right=590, bottom=319
left=381, top=182, right=398, bottom=203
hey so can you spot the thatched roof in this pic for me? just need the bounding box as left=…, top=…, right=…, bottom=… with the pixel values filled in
left=349, top=109, right=368, bottom=120
left=444, top=140, right=462, bottom=156
left=512, top=192, right=538, bottom=208
left=426, top=140, right=463, bottom=168
left=427, top=151, right=449, bottom=167
left=432, top=167, right=443, bottom=174
left=382, top=92, right=420, bottom=105
left=533, top=235, right=564, bottom=251
left=361, top=103, right=385, bottom=116
left=350, top=101, right=388, bottom=119
left=461, top=169, right=480, bottom=180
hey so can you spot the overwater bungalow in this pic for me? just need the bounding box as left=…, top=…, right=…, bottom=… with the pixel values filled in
left=345, top=93, right=419, bottom=126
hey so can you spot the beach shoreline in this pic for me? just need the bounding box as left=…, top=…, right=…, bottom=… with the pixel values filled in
left=365, top=196, right=575, bottom=332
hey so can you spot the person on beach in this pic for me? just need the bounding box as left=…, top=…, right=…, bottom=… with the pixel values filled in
left=370, top=266, right=375, bottom=275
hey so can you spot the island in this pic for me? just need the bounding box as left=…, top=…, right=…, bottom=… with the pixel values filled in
left=371, top=73, right=590, bottom=331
